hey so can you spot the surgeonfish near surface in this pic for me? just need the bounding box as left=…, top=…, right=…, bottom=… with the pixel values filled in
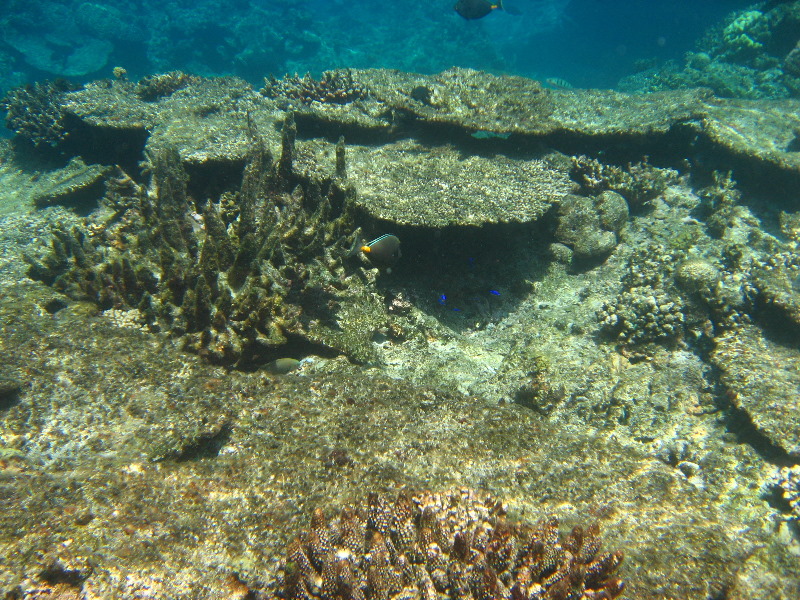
left=454, top=0, right=520, bottom=20
left=361, top=234, right=401, bottom=272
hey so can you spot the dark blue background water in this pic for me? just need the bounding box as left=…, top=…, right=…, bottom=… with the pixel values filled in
left=0, top=0, right=761, bottom=95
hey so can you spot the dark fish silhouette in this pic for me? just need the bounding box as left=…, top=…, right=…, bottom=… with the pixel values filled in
left=361, top=234, right=401, bottom=272
left=454, top=0, right=520, bottom=20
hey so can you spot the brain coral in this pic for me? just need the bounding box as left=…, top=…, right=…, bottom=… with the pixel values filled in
left=273, top=489, right=624, bottom=600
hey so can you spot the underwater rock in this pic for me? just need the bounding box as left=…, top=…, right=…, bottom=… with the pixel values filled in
left=9, top=69, right=800, bottom=194
left=59, top=76, right=284, bottom=167
left=279, top=67, right=712, bottom=144
left=273, top=489, right=624, bottom=600
left=784, top=42, right=800, bottom=77
left=747, top=249, right=800, bottom=331
left=712, top=324, right=800, bottom=458
left=702, top=98, right=800, bottom=180
left=345, top=139, right=574, bottom=227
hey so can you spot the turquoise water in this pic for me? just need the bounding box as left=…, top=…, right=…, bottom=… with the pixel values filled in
left=0, top=1, right=756, bottom=92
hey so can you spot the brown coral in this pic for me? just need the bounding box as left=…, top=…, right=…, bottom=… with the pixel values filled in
left=272, top=489, right=624, bottom=600
left=135, top=71, right=198, bottom=101
left=1, top=79, right=79, bottom=148
left=262, top=70, right=369, bottom=105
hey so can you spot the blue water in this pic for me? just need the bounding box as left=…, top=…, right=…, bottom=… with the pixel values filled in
left=0, top=0, right=757, bottom=95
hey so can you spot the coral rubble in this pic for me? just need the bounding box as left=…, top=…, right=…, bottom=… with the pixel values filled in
left=274, top=489, right=624, bottom=600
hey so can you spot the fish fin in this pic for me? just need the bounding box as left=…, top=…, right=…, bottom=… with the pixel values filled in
left=346, top=229, right=364, bottom=258
left=499, top=0, right=523, bottom=15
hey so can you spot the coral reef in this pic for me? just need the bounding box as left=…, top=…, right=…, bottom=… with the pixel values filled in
left=553, top=191, right=628, bottom=264
left=1, top=79, right=79, bottom=149
left=620, top=2, right=800, bottom=99
left=29, top=157, right=111, bottom=208
left=569, top=156, right=678, bottom=210
left=274, top=489, right=624, bottom=600
left=135, top=71, right=198, bottom=102
left=23, top=120, right=385, bottom=367
left=785, top=41, right=800, bottom=77
left=261, top=71, right=369, bottom=106
left=597, top=285, right=686, bottom=346
left=746, top=248, right=800, bottom=332
left=698, top=170, right=743, bottom=238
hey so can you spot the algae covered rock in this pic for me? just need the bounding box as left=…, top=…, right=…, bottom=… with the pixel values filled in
left=712, top=325, right=800, bottom=458
left=747, top=249, right=800, bottom=331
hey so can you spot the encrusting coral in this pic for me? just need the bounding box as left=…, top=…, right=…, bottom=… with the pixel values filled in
left=273, top=489, right=624, bottom=600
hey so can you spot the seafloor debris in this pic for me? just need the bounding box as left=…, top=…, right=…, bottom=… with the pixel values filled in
left=262, top=70, right=369, bottom=105
left=272, top=489, right=624, bottom=600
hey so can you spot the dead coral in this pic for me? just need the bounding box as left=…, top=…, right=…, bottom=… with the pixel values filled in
left=272, top=489, right=624, bottom=600
left=261, top=70, right=369, bottom=105
left=1, top=79, right=79, bottom=148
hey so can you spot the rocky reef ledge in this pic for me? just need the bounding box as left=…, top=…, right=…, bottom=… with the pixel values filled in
left=1, top=68, right=800, bottom=599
